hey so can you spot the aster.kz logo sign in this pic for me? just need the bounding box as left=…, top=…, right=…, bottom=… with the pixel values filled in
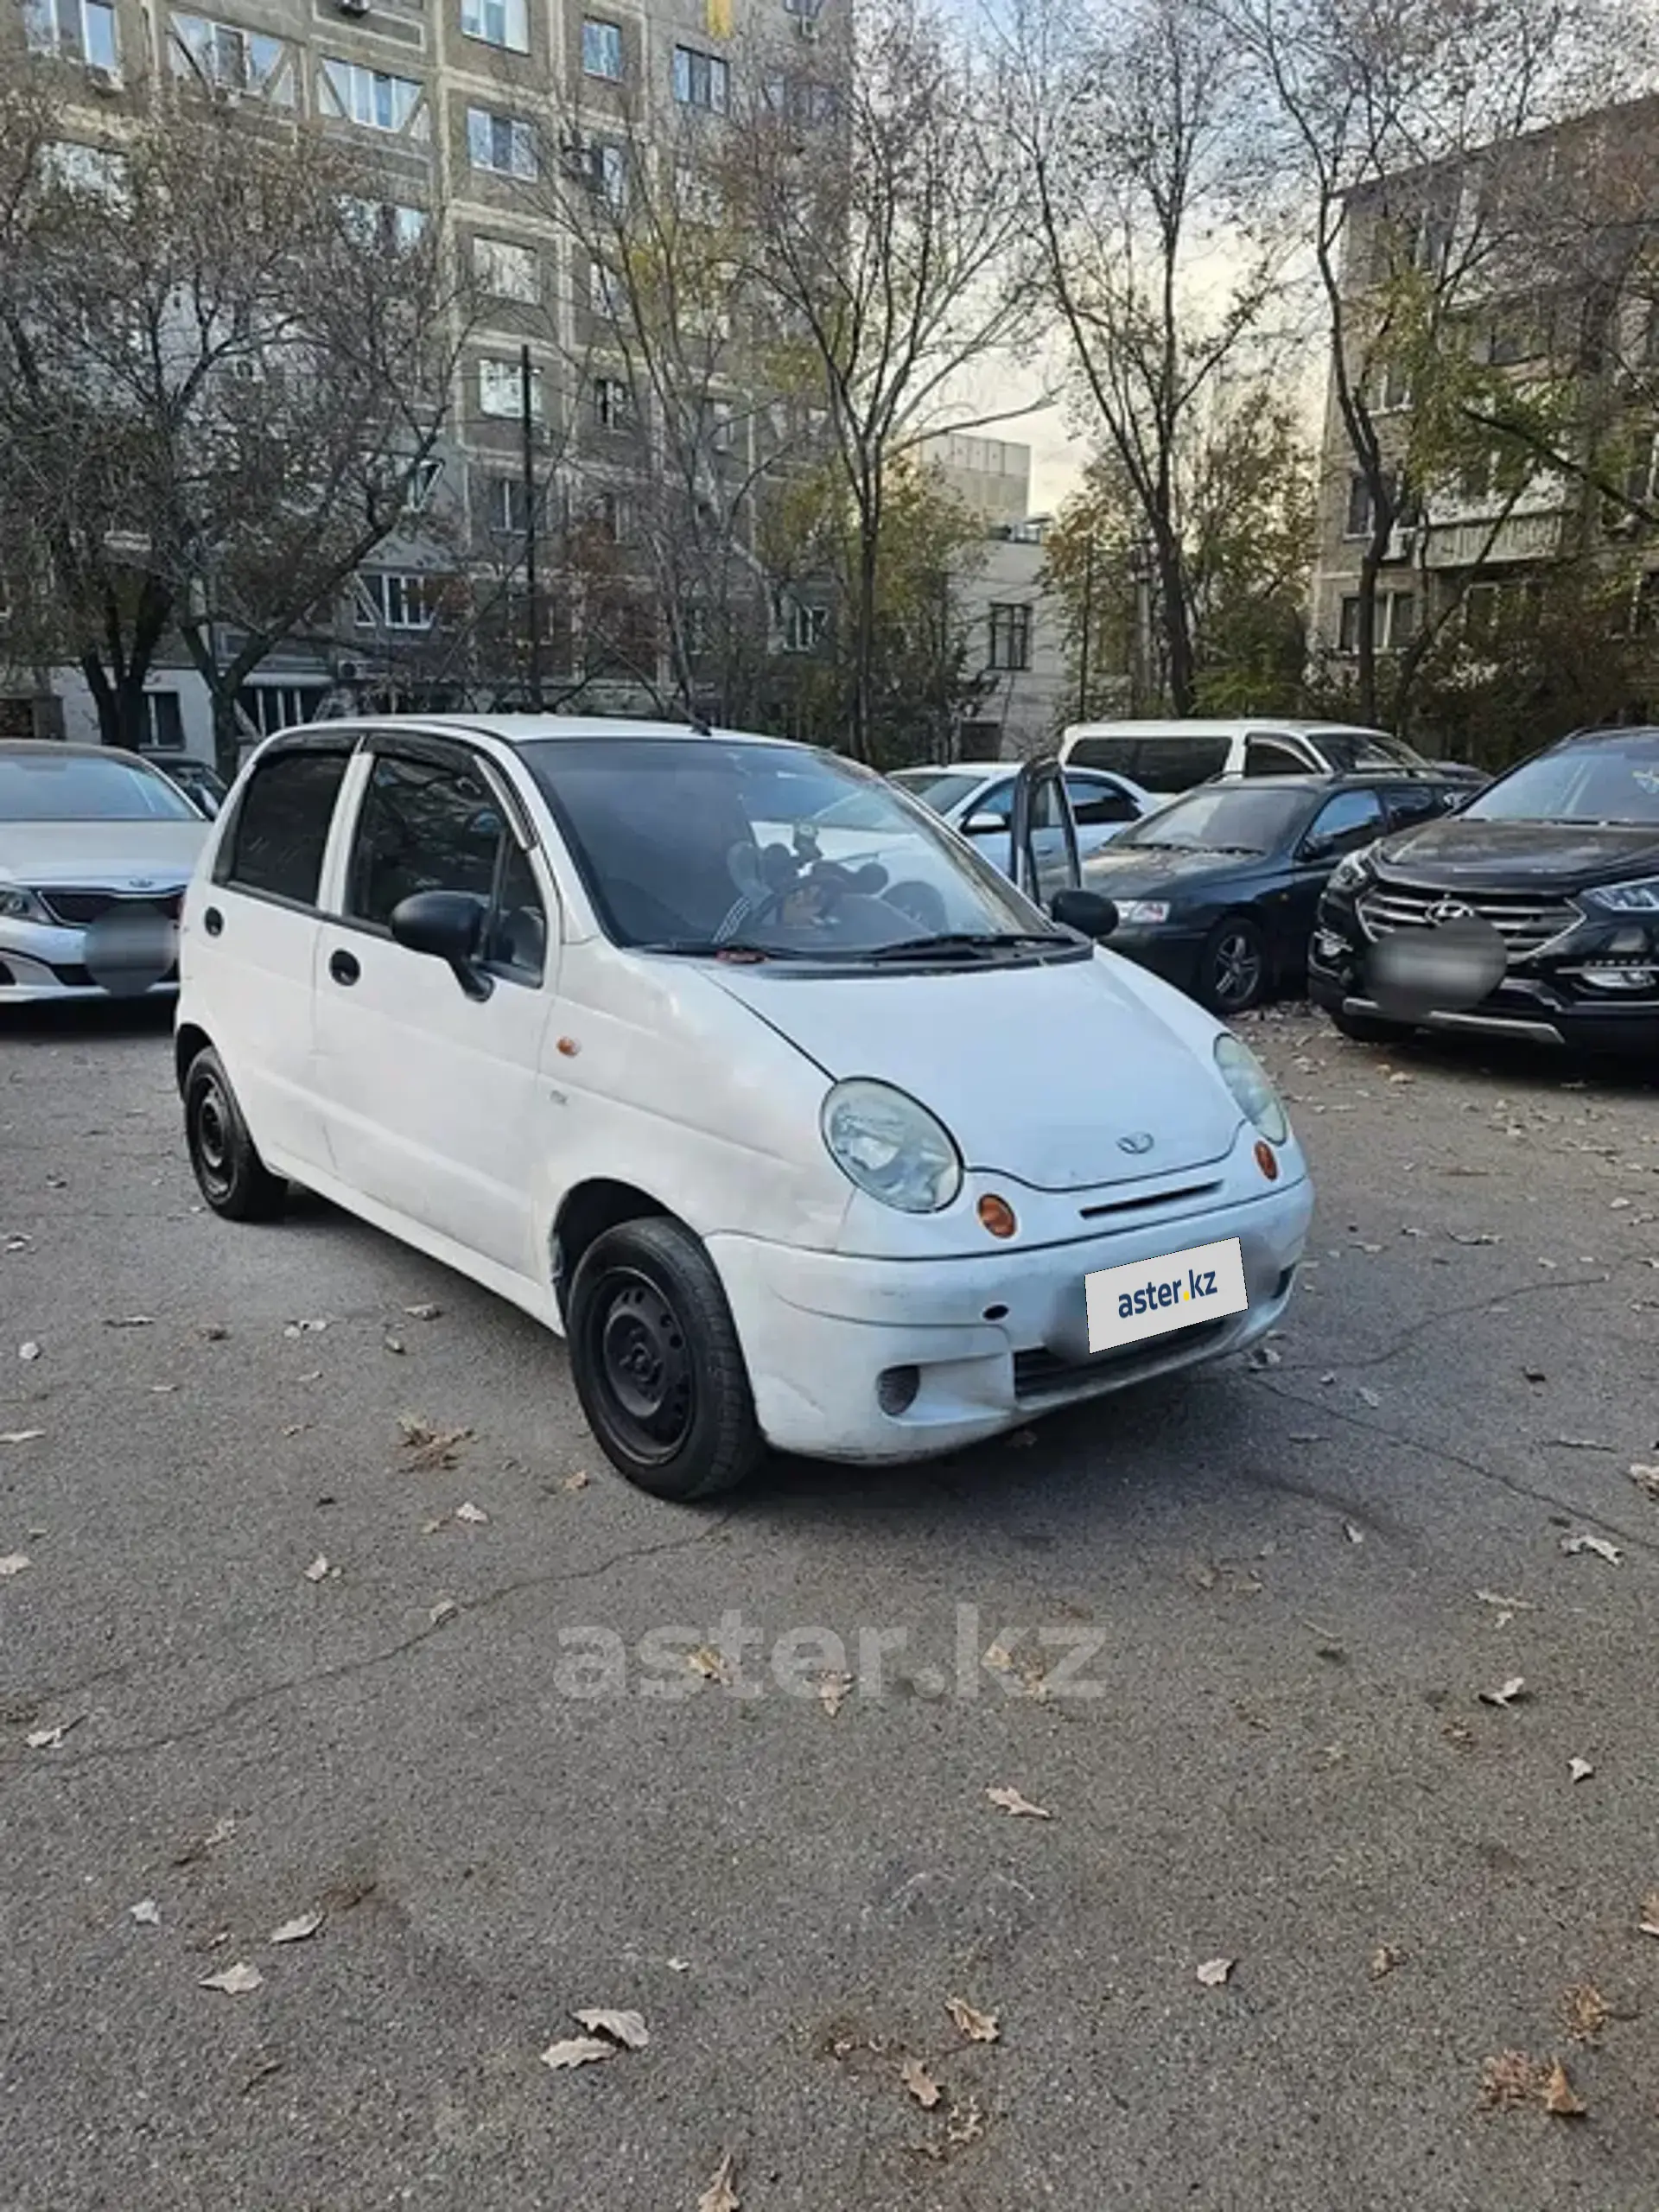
left=1084, top=1234, right=1249, bottom=1353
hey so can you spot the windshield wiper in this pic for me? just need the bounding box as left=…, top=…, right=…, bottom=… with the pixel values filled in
left=862, top=930, right=1071, bottom=963
left=633, top=939, right=822, bottom=962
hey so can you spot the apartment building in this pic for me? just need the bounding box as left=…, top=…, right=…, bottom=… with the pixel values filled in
left=3, top=0, right=848, bottom=753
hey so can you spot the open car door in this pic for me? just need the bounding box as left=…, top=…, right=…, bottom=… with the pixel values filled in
left=1007, top=756, right=1081, bottom=914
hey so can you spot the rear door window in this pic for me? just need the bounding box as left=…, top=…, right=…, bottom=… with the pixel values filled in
left=1306, top=787, right=1386, bottom=853
left=215, top=745, right=353, bottom=906
left=1130, top=736, right=1232, bottom=791
left=1243, top=734, right=1314, bottom=778
left=1064, top=773, right=1140, bottom=825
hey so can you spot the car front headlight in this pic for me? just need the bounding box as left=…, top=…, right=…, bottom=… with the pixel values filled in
left=1327, top=843, right=1378, bottom=894
left=821, top=1078, right=963, bottom=1213
left=1585, top=874, right=1659, bottom=913
left=1116, top=899, right=1173, bottom=925
left=1213, top=1033, right=1290, bottom=1146
left=0, top=885, right=52, bottom=924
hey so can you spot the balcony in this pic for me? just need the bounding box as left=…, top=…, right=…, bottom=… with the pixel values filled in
left=1422, top=510, right=1567, bottom=568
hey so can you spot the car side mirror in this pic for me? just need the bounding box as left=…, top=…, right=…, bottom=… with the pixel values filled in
left=961, top=810, right=1005, bottom=836
left=1050, top=887, right=1119, bottom=939
left=1299, top=833, right=1338, bottom=863
left=390, top=889, right=493, bottom=1001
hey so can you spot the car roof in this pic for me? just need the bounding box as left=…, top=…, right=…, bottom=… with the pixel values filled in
left=1194, top=771, right=1455, bottom=793
left=269, top=713, right=802, bottom=750
left=1063, top=719, right=1390, bottom=739
left=0, top=739, right=158, bottom=761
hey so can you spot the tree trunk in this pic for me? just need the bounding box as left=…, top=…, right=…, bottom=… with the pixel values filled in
left=1154, top=534, right=1196, bottom=715
left=1354, top=540, right=1382, bottom=725
left=851, top=515, right=880, bottom=766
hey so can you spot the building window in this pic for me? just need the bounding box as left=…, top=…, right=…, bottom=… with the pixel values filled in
left=593, top=375, right=631, bottom=429
left=988, top=602, right=1033, bottom=671
left=461, top=0, right=528, bottom=51
left=588, top=258, right=623, bottom=317
left=237, top=684, right=329, bottom=739
left=1377, top=355, right=1412, bottom=411
left=585, top=490, right=631, bottom=543
left=484, top=474, right=528, bottom=532
left=1344, top=474, right=1375, bottom=539
left=467, top=105, right=537, bottom=177
left=355, top=572, right=436, bottom=631
left=1624, top=428, right=1659, bottom=510
left=1463, top=581, right=1501, bottom=645
left=474, top=236, right=539, bottom=302
left=674, top=162, right=722, bottom=226
left=319, top=60, right=425, bottom=137
left=582, top=17, right=622, bottom=77
left=781, top=599, right=827, bottom=653
left=673, top=45, right=729, bottom=111
left=709, top=398, right=736, bottom=453
left=402, top=458, right=444, bottom=513
left=479, top=356, right=543, bottom=419
left=569, top=136, right=625, bottom=207
left=134, top=693, right=186, bottom=750
left=23, top=0, right=118, bottom=69
left=340, top=197, right=428, bottom=253
left=169, top=14, right=293, bottom=99
left=1338, top=589, right=1415, bottom=654
left=764, top=73, right=836, bottom=124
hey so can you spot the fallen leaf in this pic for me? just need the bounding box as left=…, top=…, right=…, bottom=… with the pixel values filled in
left=200, top=1961, right=264, bottom=1995
left=148, top=1382, right=178, bottom=1395
left=1629, top=1463, right=1659, bottom=1498
left=454, top=1501, right=489, bottom=1525
left=270, top=1911, right=323, bottom=1945
left=1522, top=1366, right=1546, bottom=1383
left=667, top=1956, right=691, bottom=1973
left=130, top=1898, right=162, bottom=1926
left=429, top=1597, right=460, bottom=1628
left=563, top=1468, right=591, bottom=1491
left=945, top=1996, right=999, bottom=2044
left=899, top=2056, right=943, bottom=2108
left=539, top=2036, right=616, bottom=2071
left=696, top=2149, right=741, bottom=2212
left=0, top=1553, right=30, bottom=1577
left=1449, top=1230, right=1498, bottom=1245
left=104, top=1314, right=153, bottom=1329
left=0, top=1429, right=45, bottom=1445
left=1568, top=1757, right=1595, bottom=1783
left=1475, top=1588, right=1535, bottom=1616
left=817, top=1670, right=853, bottom=1717
left=302, top=1554, right=330, bottom=1583
left=404, top=1302, right=442, bottom=1320
left=383, top=1335, right=405, bottom=1356
left=3, top=1234, right=33, bottom=1252
left=1560, top=1532, right=1622, bottom=1565
left=283, top=1318, right=327, bottom=1338
left=688, top=1645, right=730, bottom=1684
left=1370, top=1944, right=1399, bottom=1980
left=1196, top=1957, right=1235, bottom=1987
left=1246, top=1344, right=1281, bottom=1370
left=1637, top=1889, right=1659, bottom=1937
left=1561, top=1984, right=1608, bottom=2043
left=25, top=1716, right=81, bottom=1748
left=18, top=1341, right=40, bottom=1362
left=1479, top=1675, right=1529, bottom=1708
left=946, top=2098, right=986, bottom=2146
left=572, top=2007, right=649, bottom=2050
left=1551, top=1436, right=1614, bottom=1452
left=1357, top=1385, right=1381, bottom=1408
left=1542, top=2059, right=1586, bottom=2118
left=397, top=1416, right=471, bottom=1471
left=986, top=1785, right=1052, bottom=1820
left=1342, top=1519, right=1364, bottom=1545
left=201, top=1323, right=228, bottom=1340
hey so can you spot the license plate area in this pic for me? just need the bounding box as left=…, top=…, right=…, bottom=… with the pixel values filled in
left=1084, top=1235, right=1248, bottom=1355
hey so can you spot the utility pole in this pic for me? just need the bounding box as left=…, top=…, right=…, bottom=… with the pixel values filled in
left=1077, top=535, right=1095, bottom=722
left=519, top=341, right=543, bottom=711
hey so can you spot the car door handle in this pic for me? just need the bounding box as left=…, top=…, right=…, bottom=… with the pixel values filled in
left=328, top=948, right=360, bottom=987
left=203, top=906, right=223, bottom=937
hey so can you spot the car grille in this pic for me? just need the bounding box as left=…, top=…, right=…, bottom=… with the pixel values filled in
left=1014, top=1318, right=1231, bottom=1400
left=35, top=887, right=185, bottom=928
left=1356, top=884, right=1580, bottom=963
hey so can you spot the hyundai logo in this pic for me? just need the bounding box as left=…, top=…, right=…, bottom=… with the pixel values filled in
left=1427, top=899, right=1474, bottom=925
left=1117, top=1131, right=1155, bottom=1155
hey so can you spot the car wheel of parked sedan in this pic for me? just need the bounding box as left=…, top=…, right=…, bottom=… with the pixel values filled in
left=183, top=1046, right=288, bottom=1221
left=1198, top=916, right=1268, bottom=1014
left=1329, top=1005, right=1414, bottom=1046
left=569, top=1217, right=765, bottom=1501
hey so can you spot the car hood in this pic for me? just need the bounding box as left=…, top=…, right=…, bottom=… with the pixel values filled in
left=710, top=950, right=1241, bottom=1192
left=1376, top=817, right=1659, bottom=893
left=0, top=819, right=207, bottom=887
left=1082, top=844, right=1266, bottom=899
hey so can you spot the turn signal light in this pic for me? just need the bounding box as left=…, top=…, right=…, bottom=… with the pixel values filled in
left=1255, top=1139, right=1280, bottom=1182
left=977, top=1193, right=1018, bottom=1239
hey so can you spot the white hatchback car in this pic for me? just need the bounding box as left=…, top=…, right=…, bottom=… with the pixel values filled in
left=176, top=718, right=1313, bottom=1500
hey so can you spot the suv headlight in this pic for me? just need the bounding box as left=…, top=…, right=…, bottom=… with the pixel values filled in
left=821, top=1078, right=963, bottom=1213
left=1214, top=1033, right=1290, bottom=1146
left=1327, top=843, right=1378, bottom=894
left=1585, top=874, right=1659, bottom=913
left=0, top=885, right=52, bottom=924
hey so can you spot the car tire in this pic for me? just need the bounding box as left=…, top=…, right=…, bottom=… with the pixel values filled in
left=1329, top=1006, right=1414, bottom=1046
left=568, top=1217, right=765, bottom=1502
left=1198, top=915, right=1268, bottom=1014
left=183, top=1046, right=287, bottom=1221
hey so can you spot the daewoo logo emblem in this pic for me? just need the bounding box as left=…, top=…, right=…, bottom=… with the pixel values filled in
left=1427, top=899, right=1474, bottom=925
left=1117, top=1131, right=1155, bottom=1155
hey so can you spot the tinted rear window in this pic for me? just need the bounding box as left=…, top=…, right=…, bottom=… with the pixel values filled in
left=218, top=747, right=352, bottom=906
left=1129, top=736, right=1231, bottom=791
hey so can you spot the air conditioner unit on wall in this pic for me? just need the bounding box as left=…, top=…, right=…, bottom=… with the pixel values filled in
left=336, top=0, right=370, bottom=17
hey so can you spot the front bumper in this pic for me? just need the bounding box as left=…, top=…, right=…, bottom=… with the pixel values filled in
left=1099, top=924, right=1209, bottom=997
left=709, top=1174, right=1313, bottom=1463
left=0, top=919, right=179, bottom=1003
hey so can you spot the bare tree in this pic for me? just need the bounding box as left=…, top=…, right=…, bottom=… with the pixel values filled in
left=1002, top=0, right=1287, bottom=715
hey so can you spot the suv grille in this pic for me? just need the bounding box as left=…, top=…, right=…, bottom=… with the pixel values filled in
left=36, top=887, right=185, bottom=928
left=1356, top=884, right=1580, bottom=963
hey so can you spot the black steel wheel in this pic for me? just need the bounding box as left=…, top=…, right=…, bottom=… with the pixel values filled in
left=183, top=1046, right=287, bottom=1221
left=568, top=1216, right=763, bottom=1501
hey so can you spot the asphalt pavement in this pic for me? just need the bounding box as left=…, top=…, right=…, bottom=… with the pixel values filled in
left=1, top=1000, right=1656, bottom=2211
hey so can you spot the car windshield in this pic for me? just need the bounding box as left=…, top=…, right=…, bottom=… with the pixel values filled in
left=522, top=739, right=1063, bottom=957
left=1312, top=728, right=1427, bottom=772
left=0, top=752, right=200, bottom=823
left=1463, top=734, right=1659, bottom=825
left=889, top=768, right=994, bottom=817
left=1118, top=785, right=1312, bottom=855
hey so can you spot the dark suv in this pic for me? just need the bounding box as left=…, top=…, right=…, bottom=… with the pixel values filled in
left=1310, top=725, right=1659, bottom=1058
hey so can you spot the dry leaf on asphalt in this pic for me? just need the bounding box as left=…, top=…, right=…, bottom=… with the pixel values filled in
left=25, top=1718, right=80, bottom=1748
left=0, top=1553, right=30, bottom=1577
left=1370, top=1945, right=1399, bottom=1980
left=200, top=1961, right=264, bottom=1995
left=817, top=1671, right=853, bottom=1717
left=540, top=2037, right=616, bottom=2071
left=946, top=2099, right=986, bottom=2146
left=572, top=2008, right=649, bottom=2050
left=1568, top=1757, right=1595, bottom=1783
left=270, top=1911, right=323, bottom=1945
left=1196, top=1957, right=1234, bottom=1987
left=1629, top=1463, right=1659, bottom=1498
left=130, top=1899, right=161, bottom=1926
left=1478, top=2051, right=1539, bottom=2109
left=454, top=1502, right=489, bottom=1525
left=1357, top=1385, right=1381, bottom=1408
left=563, top=1468, right=591, bottom=1491
left=687, top=1646, right=730, bottom=1684
left=397, top=1416, right=472, bottom=1471
left=1475, top=1588, right=1535, bottom=1618
left=283, top=1318, right=327, bottom=1338
left=696, top=2150, right=741, bottom=2212
left=302, top=1555, right=330, bottom=1583
left=0, top=1429, right=45, bottom=1445
left=429, top=1598, right=460, bottom=1628
left=945, top=1997, right=999, bottom=2044
left=201, top=1323, right=228, bottom=1340
left=1561, top=1985, right=1608, bottom=2043
left=383, top=1335, right=405, bottom=1356
left=986, top=1785, right=1052, bottom=1820
left=1560, top=1532, right=1622, bottom=1565
left=1637, top=1890, right=1659, bottom=1937
left=1542, top=2059, right=1587, bottom=2117
left=404, top=1302, right=442, bottom=1320
left=18, top=1342, right=40, bottom=1362
left=104, top=1314, right=153, bottom=1329
left=900, top=2057, right=942, bottom=2108
left=1343, top=1520, right=1365, bottom=1545
left=1478, top=1676, right=1529, bottom=1708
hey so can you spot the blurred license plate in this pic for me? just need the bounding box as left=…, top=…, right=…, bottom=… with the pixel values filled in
left=1084, top=1236, right=1248, bottom=1354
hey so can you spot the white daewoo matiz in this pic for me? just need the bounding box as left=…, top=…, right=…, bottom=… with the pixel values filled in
left=176, top=718, right=1313, bottom=1500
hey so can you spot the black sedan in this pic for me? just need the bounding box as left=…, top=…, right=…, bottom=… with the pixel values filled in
left=1310, top=723, right=1659, bottom=1058
left=1083, top=773, right=1466, bottom=1014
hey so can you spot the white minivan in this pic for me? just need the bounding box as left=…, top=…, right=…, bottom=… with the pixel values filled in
left=1058, top=718, right=1464, bottom=797
left=175, top=718, right=1313, bottom=1500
